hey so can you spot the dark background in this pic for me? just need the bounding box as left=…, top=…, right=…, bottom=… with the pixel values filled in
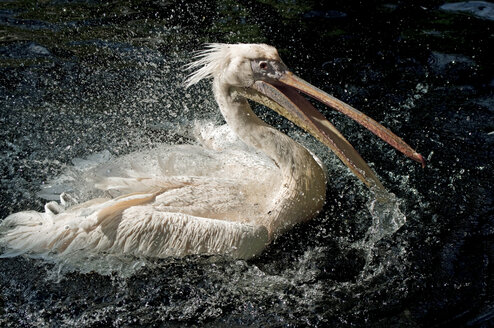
left=0, top=1, right=493, bottom=327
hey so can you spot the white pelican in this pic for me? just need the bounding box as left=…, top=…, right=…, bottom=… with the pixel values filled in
left=0, top=44, right=424, bottom=260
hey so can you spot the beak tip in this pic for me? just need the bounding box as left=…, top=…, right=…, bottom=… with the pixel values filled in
left=416, top=153, right=426, bottom=168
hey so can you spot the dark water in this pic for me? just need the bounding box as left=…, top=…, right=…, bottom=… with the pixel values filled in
left=0, top=0, right=493, bottom=327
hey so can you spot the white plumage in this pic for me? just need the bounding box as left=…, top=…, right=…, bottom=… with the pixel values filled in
left=0, top=44, right=424, bottom=260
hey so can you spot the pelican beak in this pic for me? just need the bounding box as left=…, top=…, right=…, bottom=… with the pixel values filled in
left=233, top=71, right=425, bottom=191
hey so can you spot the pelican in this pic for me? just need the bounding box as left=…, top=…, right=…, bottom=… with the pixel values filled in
left=0, top=44, right=424, bottom=260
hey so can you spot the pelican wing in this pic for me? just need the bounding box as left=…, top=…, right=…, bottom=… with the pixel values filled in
left=0, top=132, right=278, bottom=260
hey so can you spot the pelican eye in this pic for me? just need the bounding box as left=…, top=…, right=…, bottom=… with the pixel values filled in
left=259, top=61, right=268, bottom=70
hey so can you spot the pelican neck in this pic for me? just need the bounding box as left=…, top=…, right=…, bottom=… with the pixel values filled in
left=213, top=79, right=297, bottom=169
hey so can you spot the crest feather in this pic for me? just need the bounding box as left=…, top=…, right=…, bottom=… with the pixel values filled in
left=184, top=43, right=231, bottom=88
left=184, top=43, right=280, bottom=88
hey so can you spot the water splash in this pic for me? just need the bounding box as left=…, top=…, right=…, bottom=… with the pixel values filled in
left=365, top=192, right=406, bottom=245
left=352, top=191, right=407, bottom=280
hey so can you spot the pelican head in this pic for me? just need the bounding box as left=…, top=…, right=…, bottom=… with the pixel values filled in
left=186, top=43, right=425, bottom=190
left=185, top=44, right=282, bottom=88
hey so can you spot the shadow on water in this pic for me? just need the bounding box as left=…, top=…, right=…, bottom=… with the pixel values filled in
left=0, top=0, right=493, bottom=327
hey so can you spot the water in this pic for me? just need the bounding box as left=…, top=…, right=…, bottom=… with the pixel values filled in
left=1, top=1, right=493, bottom=327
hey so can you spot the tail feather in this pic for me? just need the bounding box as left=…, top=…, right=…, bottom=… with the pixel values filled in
left=1, top=184, right=178, bottom=257
left=0, top=211, right=52, bottom=257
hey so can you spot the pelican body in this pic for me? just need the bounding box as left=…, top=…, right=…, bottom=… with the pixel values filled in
left=0, top=44, right=424, bottom=260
